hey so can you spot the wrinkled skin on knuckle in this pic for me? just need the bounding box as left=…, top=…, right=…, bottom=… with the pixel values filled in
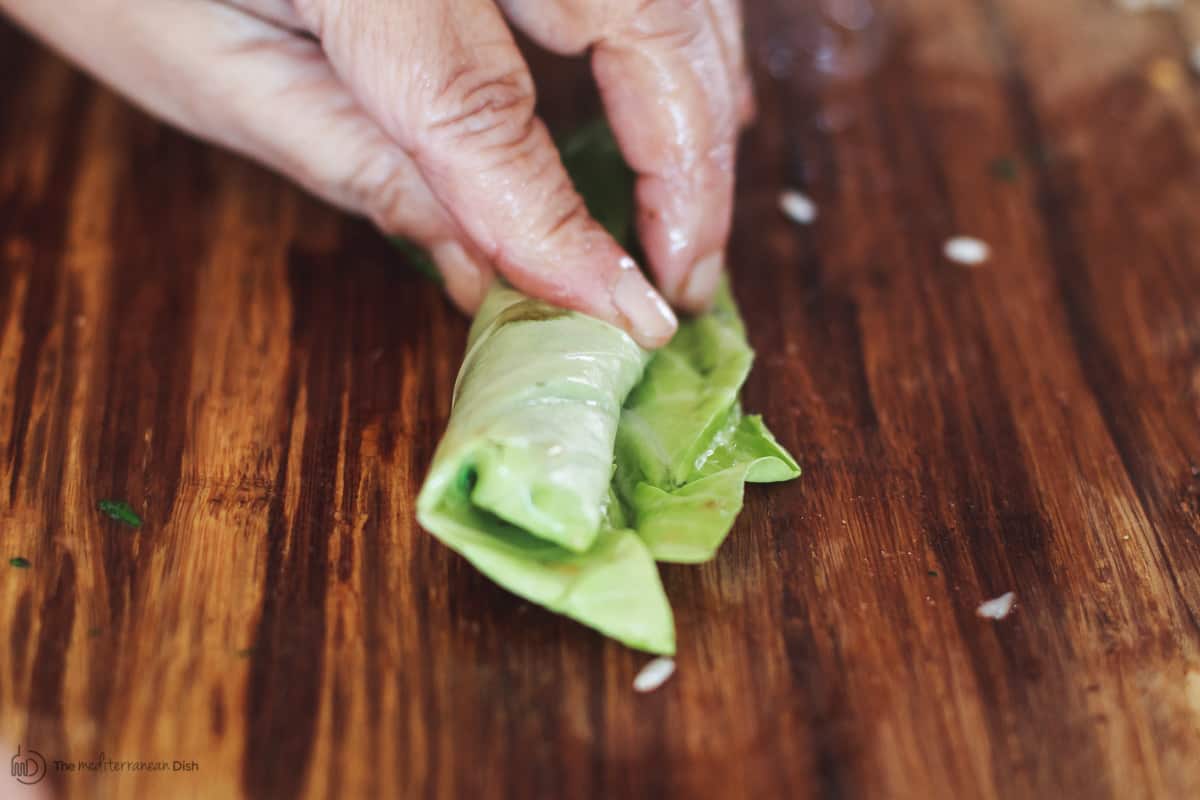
left=420, top=62, right=538, bottom=154
left=490, top=155, right=597, bottom=269
left=413, top=58, right=598, bottom=262
left=520, top=169, right=589, bottom=243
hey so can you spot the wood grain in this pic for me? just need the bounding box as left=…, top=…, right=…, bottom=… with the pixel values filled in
left=3, top=1, right=1200, bottom=797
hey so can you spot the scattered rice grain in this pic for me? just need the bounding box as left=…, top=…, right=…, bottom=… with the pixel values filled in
left=976, top=591, right=1016, bottom=620
left=779, top=189, right=818, bottom=225
left=633, top=657, right=676, bottom=693
left=944, top=236, right=991, bottom=266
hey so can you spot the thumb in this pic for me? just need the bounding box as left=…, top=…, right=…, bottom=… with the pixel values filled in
left=296, top=0, right=678, bottom=347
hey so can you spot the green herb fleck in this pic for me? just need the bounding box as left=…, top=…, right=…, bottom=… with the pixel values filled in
left=236, top=647, right=255, bottom=658
left=98, top=499, right=142, bottom=528
left=927, top=570, right=939, bottom=577
left=457, top=465, right=479, bottom=496
left=9, top=557, right=31, bottom=569
left=87, top=627, right=102, bottom=637
left=987, top=156, right=1019, bottom=182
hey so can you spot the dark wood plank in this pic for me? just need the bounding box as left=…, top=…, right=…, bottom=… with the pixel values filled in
left=2, top=1, right=1200, bottom=798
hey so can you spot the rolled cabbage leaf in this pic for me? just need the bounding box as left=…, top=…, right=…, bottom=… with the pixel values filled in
left=416, top=284, right=676, bottom=654
left=614, top=285, right=799, bottom=563
left=415, top=121, right=799, bottom=653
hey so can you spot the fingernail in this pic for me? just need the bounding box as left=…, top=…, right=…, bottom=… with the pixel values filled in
left=681, top=251, right=724, bottom=311
left=613, top=270, right=678, bottom=348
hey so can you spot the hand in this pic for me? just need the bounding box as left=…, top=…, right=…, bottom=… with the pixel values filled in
left=2, top=0, right=753, bottom=348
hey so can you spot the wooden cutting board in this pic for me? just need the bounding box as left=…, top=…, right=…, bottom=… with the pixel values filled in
left=2, top=1, right=1200, bottom=798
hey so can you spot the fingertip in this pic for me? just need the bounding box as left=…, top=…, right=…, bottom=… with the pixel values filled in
left=611, top=268, right=678, bottom=348
left=432, top=240, right=492, bottom=314
left=635, top=172, right=733, bottom=312
left=676, top=251, right=725, bottom=315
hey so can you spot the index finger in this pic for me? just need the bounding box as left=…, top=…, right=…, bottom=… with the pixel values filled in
left=295, top=0, right=678, bottom=347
